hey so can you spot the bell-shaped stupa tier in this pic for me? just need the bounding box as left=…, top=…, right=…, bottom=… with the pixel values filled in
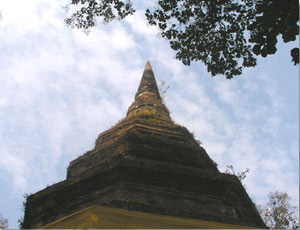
left=23, top=62, right=266, bottom=229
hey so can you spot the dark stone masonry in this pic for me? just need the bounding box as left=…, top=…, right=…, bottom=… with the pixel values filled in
left=23, top=61, right=266, bottom=228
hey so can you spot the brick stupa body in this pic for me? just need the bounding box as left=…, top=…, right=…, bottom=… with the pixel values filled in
left=23, top=62, right=266, bottom=229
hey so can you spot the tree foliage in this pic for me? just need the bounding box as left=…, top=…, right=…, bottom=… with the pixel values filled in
left=146, top=0, right=258, bottom=79
left=248, top=0, right=299, bottom=64
left=224, top=164, right=250, bottom=187
left=0, top=214, right=8, bottom=229
left=65, top=0, right=135, bottom=29
left=258, top=191, right=299, bottom=229
left=18, top=193, right=29, bottom=229
left=158, top=80, right=169, bottom=102
left=65, top=0, right=299, bottom=79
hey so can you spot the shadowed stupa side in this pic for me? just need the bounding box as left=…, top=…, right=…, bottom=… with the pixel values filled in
left=22, top=61, right=266, bottom=229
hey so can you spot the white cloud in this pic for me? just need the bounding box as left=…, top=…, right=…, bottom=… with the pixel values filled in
left=215, top=80, right=240, bottom=105
left=125, top=10, right=158, bottom=36
left=0, top=151, right=27, bottom=190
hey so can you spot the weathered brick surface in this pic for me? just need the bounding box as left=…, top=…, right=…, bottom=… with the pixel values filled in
left=23, top=61, right=266, bottom=229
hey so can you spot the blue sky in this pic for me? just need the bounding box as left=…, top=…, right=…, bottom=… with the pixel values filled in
left=0, top=1, right=298, bottom=228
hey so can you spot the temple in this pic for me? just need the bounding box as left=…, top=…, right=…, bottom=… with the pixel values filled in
left=23, top=61, right=266, bottom=229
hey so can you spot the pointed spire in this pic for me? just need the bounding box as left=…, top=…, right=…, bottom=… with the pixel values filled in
left=126, top=61, right=170, bottom=120
left=144, top=60, right=152, bottom=71
left=135, top=61, right=161, bottom=100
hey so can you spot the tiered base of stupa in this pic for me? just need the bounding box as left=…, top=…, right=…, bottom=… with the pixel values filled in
left=23, top=117, right=265, bottom=228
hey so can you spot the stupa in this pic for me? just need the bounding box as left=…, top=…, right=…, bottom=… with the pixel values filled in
left=23, top=61, right=266, bottom=229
